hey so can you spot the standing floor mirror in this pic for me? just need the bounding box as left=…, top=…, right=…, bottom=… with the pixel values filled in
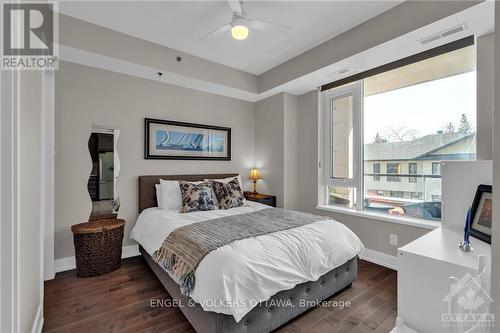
left=87, top=127, right=120, bottom=220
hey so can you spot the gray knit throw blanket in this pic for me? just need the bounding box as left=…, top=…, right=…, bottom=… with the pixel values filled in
left=153, top=208, right=328, bottom=295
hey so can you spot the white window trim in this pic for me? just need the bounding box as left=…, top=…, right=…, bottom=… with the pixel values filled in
left=322, top=80, right=445, bottom=229
left=323, top=81, right=364, bottom=210
left=316, top=204, right=440, bottom=230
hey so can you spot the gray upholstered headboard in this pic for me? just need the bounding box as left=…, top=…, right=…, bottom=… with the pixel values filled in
left=138, top=173, right=239, bottom=213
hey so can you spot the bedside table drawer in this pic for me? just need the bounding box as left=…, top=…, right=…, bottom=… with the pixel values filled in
left=250, top=197, right=273, bottom=206
left=244, top=193, right=276, bottom=207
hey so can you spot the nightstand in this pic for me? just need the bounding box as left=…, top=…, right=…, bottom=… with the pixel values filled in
left=244, top=192, right=276, bottom=207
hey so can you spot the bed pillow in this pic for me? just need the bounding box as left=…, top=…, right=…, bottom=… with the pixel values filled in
left=212, top=178, right=246, bottom=210
left=205, top=175, right=246, bottom=205
left=155, top=184, right=163, bottom=209
left=179, top=181, right=217, bottom=213
left=159, top=179, right=182, bottom=211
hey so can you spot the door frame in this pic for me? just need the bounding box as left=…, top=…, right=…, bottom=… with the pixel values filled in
left=41, top=69, right=55, bottom=281
left=0, top=68, right=20, bottom=333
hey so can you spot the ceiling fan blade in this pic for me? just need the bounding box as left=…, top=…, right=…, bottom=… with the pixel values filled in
left=198, top=23, right=231, bottom=40
left=227, top=0, right=243, bottom=14
left=249, top=19, right=293, bottom=32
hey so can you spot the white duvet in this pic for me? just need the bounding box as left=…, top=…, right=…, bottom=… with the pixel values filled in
left=130, top=202, right=364, bottom=322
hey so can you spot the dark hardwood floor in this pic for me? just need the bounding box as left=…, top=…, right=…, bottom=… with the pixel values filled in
left=44, top=258, right=396, bottom=333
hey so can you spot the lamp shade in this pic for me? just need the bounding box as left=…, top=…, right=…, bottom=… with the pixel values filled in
left=249, top=168, right=261, bottom=180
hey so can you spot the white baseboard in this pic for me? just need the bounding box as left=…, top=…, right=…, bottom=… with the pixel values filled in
left=54, top=245, right=396, bottom=273
left=54, top=256, right=76, bottom=274
left=389, top=317, right=419, bottom=333
left=54, top=244, right=140, bottom=274
left=360, top=248, right=398, bottom=270
left=121, top=243, right=141, bottom=258
left=31, top=304, right=43, bottom=333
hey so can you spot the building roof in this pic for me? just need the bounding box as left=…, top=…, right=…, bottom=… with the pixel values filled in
left=365, top=133, right=474, bottom=161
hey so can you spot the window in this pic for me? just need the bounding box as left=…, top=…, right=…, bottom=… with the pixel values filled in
left=367, top=189, right=384, bottom=196
left=323, top=42, right=476, bottom=223
left=432, top=163, right=441, bottom=175
left=390, top=191, right=404, bottom=198
left=324, top=82, right=362, bottom=208
left=411, top=192, right=423, bottom=200
left=373, top=163, right=380, bottom=181
left=387, top=163, right=401, bottom=182
left=409, top=163, right=417, bottom=183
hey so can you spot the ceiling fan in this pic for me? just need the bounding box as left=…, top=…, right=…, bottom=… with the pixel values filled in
left=199, top=0, right=293, bottom=41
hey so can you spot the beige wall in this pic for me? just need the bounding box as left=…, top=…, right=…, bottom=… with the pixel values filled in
left=297, top=90, right=321, bottom=211
left=254, top=92, right=300, bottom=210
left=55, top=61, right=255, bottom=259
left=255, top=94, right=285, bottom=207
left=283, top=93, right=299, bottom=210
left=19, top=71, right=43, bottom=332
left=477, top=33, right=495, bottom=160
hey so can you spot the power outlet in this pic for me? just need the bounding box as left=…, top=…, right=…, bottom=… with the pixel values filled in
left=389, top=233, right=398, bottom=247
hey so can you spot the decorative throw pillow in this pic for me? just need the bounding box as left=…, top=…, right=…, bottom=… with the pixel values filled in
left=204, top=175, right=246, bottom=205
left=212, top=178, right=246, bottom=210
left=179, top=181, right=217, bottom=213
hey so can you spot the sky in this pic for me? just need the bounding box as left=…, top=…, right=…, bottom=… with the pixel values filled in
left=363, top=71, right=476, bottom=144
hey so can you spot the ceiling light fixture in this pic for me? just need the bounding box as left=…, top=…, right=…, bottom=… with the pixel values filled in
left=198, top=1, right=292, bottom=41
left=231, top=16, right=249, bottom=40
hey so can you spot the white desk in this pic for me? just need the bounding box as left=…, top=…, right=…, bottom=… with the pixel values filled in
left=397, top=228, right=491, bottom=333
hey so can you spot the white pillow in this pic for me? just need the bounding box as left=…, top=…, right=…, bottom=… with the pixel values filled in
left=155, top=184, right=162, bottom=209
left=159, top=179, right=182, bottom=211
left=205, top=175, right=246, bottom=205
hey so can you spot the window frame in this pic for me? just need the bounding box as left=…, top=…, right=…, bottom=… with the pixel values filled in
left=323, top=81, right=364, bottom=210
left=432, top=162, right=442, bottom=175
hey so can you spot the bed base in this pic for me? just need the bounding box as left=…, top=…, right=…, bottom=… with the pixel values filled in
left=140, top=246, right=357, bottom=333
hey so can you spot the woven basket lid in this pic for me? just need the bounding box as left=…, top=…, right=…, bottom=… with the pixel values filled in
left=71, top=219, right=125, bottom=234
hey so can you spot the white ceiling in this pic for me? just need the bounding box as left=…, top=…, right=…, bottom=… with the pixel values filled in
left=58, top=1, right=403, bottom=75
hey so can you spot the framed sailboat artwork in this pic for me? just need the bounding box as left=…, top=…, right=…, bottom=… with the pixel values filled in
left=144, top=118, right=231, bottom=160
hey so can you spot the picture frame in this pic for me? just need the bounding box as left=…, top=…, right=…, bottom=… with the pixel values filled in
left=469, top=184, right=492, bottom=244
left=144, top=118, right=231, bottom=160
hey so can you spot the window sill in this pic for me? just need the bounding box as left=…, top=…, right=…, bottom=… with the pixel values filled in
left=316, top=205, right=440, bottom=230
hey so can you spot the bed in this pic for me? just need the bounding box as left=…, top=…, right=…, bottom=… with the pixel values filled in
left=131, top=174, right=363, bottom=333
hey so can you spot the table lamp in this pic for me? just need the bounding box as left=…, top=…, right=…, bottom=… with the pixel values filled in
left=249, top=168, right=261, bottom=195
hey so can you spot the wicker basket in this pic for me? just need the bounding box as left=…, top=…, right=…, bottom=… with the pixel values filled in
left=71, top=219, right=125, bottom=277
